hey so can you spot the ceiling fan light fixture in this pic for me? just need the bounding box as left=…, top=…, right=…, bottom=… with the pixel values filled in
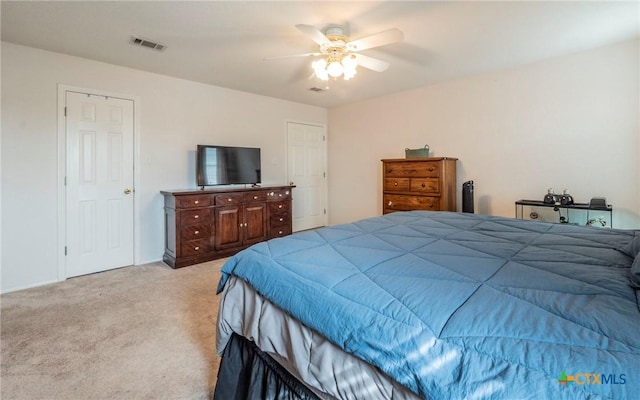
left=312, top=53, right=358, bottom=81
left=295, top=24, right=401, bottom=82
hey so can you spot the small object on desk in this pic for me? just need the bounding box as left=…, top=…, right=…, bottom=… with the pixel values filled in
left=560, top=189, right=574, bottom=205
left=543, top=188, right=558, bottom=204
left=589, top=197, right=607, bottom=209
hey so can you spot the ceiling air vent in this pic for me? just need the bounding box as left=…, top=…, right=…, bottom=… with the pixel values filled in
left=130, top=36, right=167, bottom=52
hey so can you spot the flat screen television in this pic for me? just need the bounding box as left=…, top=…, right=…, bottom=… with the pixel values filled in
left=196, top=145, right=261, bottom=187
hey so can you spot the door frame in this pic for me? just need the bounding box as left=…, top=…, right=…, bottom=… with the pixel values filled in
left=57, top=84, right=141, bottom=281
left=285, top=120, right=329, bottom=229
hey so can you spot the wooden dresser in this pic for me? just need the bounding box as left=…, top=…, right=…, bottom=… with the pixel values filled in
left=161, top=185, right=294, bottom=268
left=381, top=157, right=458, bottom=214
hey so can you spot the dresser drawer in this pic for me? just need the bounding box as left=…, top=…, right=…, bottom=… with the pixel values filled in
left=269, top=212, right=290, bottom=227
left=175, top=194, right=212, bottom=209
left=385, top=161, right=440, bottom=177
left=244, top=191, right=268, bottom=203
left=384, top=178, right=410, bottom=191
left=180, top=208, right=212, bottom=225
left=270, top=225, right=292, bottom=238
left=214, top=193, right=243, bottom=206
left=384, top=194, right=439, bottom=212
left=179, top=223, right=211, bottom=241
left=269, top=201, right=290, bottom=213
left=180, top=239, right=212, bottom=257
left=267, top=189, right=291, bottom=201
left=410, top=178, right=439, bottom=193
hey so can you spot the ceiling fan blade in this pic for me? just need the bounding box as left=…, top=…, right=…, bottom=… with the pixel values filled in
left=354, top=54, right=390, bottom=72
left=347, top=28, right=404, bottom=51
left=264, top=52, right=321, bottom=61
left=295, top=24, right=331, bottom=46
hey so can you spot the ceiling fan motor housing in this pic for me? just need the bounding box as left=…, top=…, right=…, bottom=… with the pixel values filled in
left=321, top=27, right=348, bottom=56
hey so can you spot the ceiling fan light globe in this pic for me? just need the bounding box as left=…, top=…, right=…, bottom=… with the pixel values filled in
left=315, top=68, right=329, bottom=81
left=327, top=61, right=344, bottom=77
left=312, top=59, right=329, bottom=80
left=343, top=69, right=356, bottom=80
left=342, top=55, right=357, bottom=78
left=312, top=59, right=327, bottom=70
left=342, top=54, right=358, bottom=69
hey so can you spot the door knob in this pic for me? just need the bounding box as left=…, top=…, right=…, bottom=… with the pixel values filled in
left=124, top=188, right=132, bottom=195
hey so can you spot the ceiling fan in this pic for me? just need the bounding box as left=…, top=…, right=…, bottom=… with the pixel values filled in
left=268, top=24, right=404, bottom=81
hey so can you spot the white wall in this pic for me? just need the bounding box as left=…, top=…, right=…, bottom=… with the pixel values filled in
left=328, top=39, right=640, bottom=229
left=1, top=42, right=327, bottom=293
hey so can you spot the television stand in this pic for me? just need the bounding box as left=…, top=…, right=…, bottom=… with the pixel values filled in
left=161, top=185, right=295, bottom=268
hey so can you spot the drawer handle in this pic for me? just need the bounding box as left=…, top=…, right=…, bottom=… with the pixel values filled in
left=278, top=204, right=283, bottom=209
left=394, top=182, right=398, bottom=186
left=269, top=192, right=274, bottom=196
left=194, top=200, right=199, bottom=204
left=228, top=198, right=232, bottom=202
left=254, top=196, right=258, bottom=200
left=279, top=193, right=283, bottom=197
left=279, top=218, right=284, bottom=222
left=388, top=201, right=393, bottom=206
left=278, top=230, right=283, bottom=235
left=194, top=230, right=199, bottom=235
left=194, top=246, right=200, bottom=251
left=285, top=191, right=290, bottom=195
left=194, top=215, right=199, bottom=219
left=421, top=183, right=426, bottom=188
left=428, top=167, right=434, bottom=171
left=429, top=204, right=434, bottom=208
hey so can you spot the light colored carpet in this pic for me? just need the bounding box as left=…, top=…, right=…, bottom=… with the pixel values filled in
left=1, top=259, right=225, bottom=400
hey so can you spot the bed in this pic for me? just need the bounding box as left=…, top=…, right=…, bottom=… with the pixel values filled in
left=214, top=211, right=640, bottom=399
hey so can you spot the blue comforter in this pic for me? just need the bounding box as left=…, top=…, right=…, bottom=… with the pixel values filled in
left=218, top=211, right=640, bottom=399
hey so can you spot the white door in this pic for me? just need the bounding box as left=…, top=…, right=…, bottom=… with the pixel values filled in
left=287, top=122, right=326, bottom=231
left=66, top=91, right=134, bottom=277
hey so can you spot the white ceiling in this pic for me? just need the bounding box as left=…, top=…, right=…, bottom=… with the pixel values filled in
left=2, top=1, right=638, bottom=108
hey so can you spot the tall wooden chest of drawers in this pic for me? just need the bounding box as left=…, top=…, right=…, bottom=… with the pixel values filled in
left=381, top=157, right=458, bottom=214
left=161, top=185, right=294, bottom=268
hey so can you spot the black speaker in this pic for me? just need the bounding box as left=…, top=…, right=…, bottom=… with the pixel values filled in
left=462, top=180, right=474, bottom=213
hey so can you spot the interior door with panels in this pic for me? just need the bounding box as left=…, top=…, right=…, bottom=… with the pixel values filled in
left=65, top=91, right=134, bottom=277
left=287, top=122, right=326, bottom=232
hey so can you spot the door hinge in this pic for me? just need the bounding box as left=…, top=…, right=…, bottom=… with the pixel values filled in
left=323, top=172, right=326, bottom=178
left=324, top=209, right=327, bottom=215
left=64, top=246, right=68, bottom=256
left=64, top=107, right=67, bottom=117
left=64, top=176, right=67, bottom=186
left=323, top=135, right=325, bottom=141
